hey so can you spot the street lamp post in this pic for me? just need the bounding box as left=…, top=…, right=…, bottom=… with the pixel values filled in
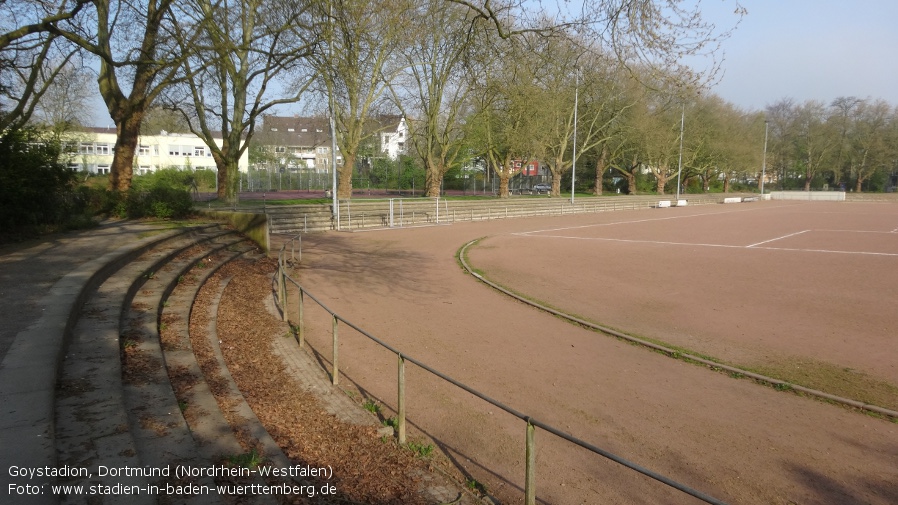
left=675, top=103, right=685, bottom=202
left=570, top=67, right=579, bottom=205
left=761, top=120, right=769, bottom=196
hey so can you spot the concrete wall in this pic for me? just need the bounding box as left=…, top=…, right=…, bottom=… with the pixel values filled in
left=199, top=210, right=269, bottom=253
left=768, top=191, right=846, bottom=201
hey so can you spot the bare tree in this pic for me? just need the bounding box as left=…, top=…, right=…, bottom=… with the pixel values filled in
left=680, top=95, right=760, bottom=193
left=392, top=0, right=480, bottom=197
left=313, top=0, right=410, bottom=199
left=634, top=96, right=684, bottom=195
left=829, top=96, right=863, bottom=186
left=46, top=0, right=186, bottom=191
left=0, top=1, right=88, bottom=132
left=168, top=0, right=317, bottom=204
left=793, top=100, right=837, bottom=191
left=33, top=60, right=94, bottom=133
left=465, top=35, right=541, bottom=198
left=849, top=99, right=894, bottom=192
left=764, top=98, right=798, bottom=190
left=140, top=105, right=190, bottom=135
left=518, top=29, right=642, bottom=197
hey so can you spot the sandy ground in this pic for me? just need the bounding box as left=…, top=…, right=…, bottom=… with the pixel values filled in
left=275, top=201, right=898, bottom=505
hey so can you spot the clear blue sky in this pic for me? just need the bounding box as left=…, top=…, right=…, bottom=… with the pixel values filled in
left=693, top=0, right=898, bottom=111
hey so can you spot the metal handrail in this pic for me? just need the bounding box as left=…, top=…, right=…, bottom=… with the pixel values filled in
left=275, top=235, right=729, bottom=505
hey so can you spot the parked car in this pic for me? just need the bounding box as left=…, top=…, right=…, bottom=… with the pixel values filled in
left=532, top=183, right=551, bottom=194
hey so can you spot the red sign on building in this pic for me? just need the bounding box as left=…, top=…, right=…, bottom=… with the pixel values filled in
left=517, top=160, right=539, bottom=176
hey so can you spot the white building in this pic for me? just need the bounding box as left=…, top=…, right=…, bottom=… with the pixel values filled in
left=63, top=127, right=248, bottom=175
left=256, top=116, right=341, bottom=173
left=379, top=116, right=408, bottom=160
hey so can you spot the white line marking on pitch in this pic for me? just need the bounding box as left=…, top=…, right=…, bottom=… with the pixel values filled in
left=524, top=234, right=898, bottom=257
left=753, top=246, right=898, bottom=257
left=512, top=203, right=783, bottom=236
left=815, top=228, right=898, bottom=234
left=746, top=230, right=809, bottom=248
left=531, top=235, right=744, bottom=249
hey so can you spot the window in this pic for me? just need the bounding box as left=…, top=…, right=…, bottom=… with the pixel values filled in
left=270, top=127, right=278, bottom=131
left=287, top=128, right=295, bottom=132
left=79, top=143, right=94, bottom=154
left=275, top=146, right=286, bottom=153
left=97, top=165, right=110, bottom=175
left=138, top=145, right=151, bottom=155
left=96, top=144, right=111, bottom=155
left=193, top=146, right=205, bottom=157
left=168, top=145, right=192, bottom=156
left=316, top=147, right=328, bottom=154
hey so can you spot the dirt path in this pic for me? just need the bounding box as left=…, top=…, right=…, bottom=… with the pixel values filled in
left=276, top=205, right=898, bottom=505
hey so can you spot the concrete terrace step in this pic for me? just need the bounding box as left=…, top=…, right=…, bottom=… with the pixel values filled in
left=54, top=226, right=243, bottom=504
left=119, top=233, right=255, bottom=503
left=1, top=223, right=226, bottom=504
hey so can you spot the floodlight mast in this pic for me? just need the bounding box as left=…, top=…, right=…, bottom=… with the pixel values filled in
left=675, top=103, right=685, bottom=202
left=761, top=120, right=768, bottom=195
left=328, top=1, right=339, bottom=230
left=571, top=67, right=579, bottom=205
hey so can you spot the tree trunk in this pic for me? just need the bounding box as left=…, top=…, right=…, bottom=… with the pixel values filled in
left=225, top=158, right=240, bottom=203
left=337, top=151, right=355, bottom=199
left=497, top=168, right=511, bottom=198
left=215, top=155, right=228, bottom=201
left=424, top=160, right=442, bottom=197
left=723, top=176, right=730, bottom=193
left=855, top=177, right=864, bottom=192
left=592, top=145, right=608, bottom=196
left=804, top=178, right=812, bottom=191
left=626, top=173, right=636, bottom=194
left=548, top=155, right=565, bottom=197
left=212, top=138, right=241, bottom=205
left=655, top=174, right=668, bottom=194
left=110, top=111, right=142, bottom=191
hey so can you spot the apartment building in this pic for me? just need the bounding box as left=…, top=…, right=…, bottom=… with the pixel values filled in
left=64, top=127, right=248, bottom=175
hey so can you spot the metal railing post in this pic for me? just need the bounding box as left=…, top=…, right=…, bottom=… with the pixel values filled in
left=297, top=288, right=304, bottom=348
left=277, top=263, right=284, bottom=315
left=277, top=261, right=282, bottom=302
left=398, top=353, right=406, bottom=444
left=525, top=419, right=536, bottom=505
left=332, top=315, right=339, bottom=385
left=281, top=270, right=288, bottom=322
